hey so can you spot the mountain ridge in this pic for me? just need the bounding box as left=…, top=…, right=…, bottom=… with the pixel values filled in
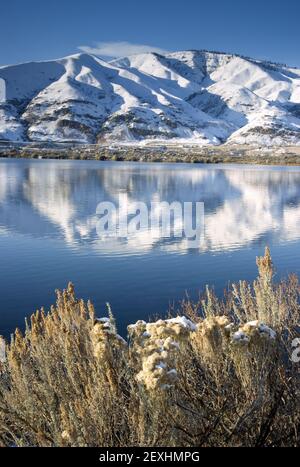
left=0, top=49, right=300, bottom=146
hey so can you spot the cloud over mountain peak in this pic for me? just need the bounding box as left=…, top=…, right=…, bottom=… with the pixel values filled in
left=78, top=41, right=169, bottom=58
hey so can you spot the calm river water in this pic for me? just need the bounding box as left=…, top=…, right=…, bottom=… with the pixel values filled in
left=1, top=158, right=300, bottom=336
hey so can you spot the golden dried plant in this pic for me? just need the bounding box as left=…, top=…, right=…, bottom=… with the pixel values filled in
left=0, top=249, right=299, bottom=447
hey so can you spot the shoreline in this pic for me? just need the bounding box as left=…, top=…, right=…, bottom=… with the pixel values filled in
left=1, top=143, right=300, bottom=166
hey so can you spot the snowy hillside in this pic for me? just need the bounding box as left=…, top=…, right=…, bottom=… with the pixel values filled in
left=0, top=50, right=300, bottom=145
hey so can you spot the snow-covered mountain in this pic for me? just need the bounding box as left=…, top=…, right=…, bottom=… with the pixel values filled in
left=1, top=50, right=300, bottom=146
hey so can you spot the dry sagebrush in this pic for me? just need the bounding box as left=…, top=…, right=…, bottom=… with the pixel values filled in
left=0, top=248, right=300, bottom=447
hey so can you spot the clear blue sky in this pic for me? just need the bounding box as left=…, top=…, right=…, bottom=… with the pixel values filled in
left=1, top=0, right=300, bottom=67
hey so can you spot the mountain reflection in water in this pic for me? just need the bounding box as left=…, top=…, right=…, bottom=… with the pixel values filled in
left=1, top=159, right=300, bottom=337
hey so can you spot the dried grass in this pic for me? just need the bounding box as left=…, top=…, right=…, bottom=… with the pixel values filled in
left=0, top=248, right=299, bottom=447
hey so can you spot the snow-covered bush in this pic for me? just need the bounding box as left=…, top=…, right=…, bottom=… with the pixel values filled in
left=128, top=317, right=196, bottom=391
left=0, top=248, right=299, bottom=447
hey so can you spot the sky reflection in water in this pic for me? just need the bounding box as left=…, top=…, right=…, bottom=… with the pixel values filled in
left=1, top=159, right=300, bottom=337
